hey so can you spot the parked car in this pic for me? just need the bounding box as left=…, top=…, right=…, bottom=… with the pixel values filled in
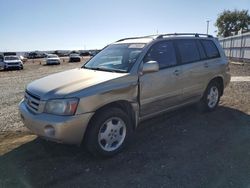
left=26, top=52, right=47, bottom=59
left=3, top=52, right=16, bottom=56
left=19, top=33, right=230, bottom=157
left=69, top=53, right=81, bottom=62
left=45, top=54, right=61, bottom=65
left=20, top=56, right=28, bottom=63
left=80, top=51, right=91, bottom=56
left=0, top=55, right=23, bottom=70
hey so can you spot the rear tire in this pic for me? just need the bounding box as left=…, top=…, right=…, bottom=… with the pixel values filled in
left=84, top=108, right=132, bottom=157
left=199, top=81, right=221, bottom=112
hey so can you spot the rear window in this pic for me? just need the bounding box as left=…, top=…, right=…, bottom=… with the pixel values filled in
left=176, top=40, right=200, bottom=64
left=201, top=40, right=220, bottom=59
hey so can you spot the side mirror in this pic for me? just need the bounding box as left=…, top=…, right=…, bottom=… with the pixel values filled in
left=142, top=61, right=159, bottom=74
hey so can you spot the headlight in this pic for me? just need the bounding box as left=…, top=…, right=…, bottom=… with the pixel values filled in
left=44, top=98, right=79, bottom=116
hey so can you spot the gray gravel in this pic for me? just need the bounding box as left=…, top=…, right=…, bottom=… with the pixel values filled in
left=229, top=63, right=250, bottom=76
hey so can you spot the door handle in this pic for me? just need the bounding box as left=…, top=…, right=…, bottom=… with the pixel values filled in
left=173, top=70, right=180, bottom=76
left=204, top=63, right=209, bottom=68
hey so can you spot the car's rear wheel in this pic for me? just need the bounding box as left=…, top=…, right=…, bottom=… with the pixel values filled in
left=84, top=108, right=132, bottom=157
left=199, top=81, right=221, bottom=112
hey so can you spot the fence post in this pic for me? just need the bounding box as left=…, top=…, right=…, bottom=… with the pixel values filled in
left=240, top=34, right=243, bottom=62
left=229, top=37, right=232, bottom=61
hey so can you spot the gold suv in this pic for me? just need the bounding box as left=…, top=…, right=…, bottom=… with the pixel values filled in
left=19, top=33, right=231, bottom=157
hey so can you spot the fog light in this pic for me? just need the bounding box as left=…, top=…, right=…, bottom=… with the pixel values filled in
left=44, top=125, right=55, bottom=136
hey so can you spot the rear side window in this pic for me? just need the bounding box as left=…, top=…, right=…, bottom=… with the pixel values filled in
left=144, top=41, right=177, bottom=69
left=176, top=40, right=200, bottom=64
left=197, top=40, right=207, bottom=60
left=201, top=40, right=220, bottom=59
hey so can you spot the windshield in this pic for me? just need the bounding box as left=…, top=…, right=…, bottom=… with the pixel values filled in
left=48, top=55, right=58, bottom=58
left=83, top=43, right=145, bottom=73
left=4, top=56, right=19, bottom=61
left=70, top=53, right=79, bottom=56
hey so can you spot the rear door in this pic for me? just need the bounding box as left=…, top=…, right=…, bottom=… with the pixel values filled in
left=200, top=39, right=222, bottom=81
left=175, top=39, right=210, bottom=103
left=139, top=40, right=182, bottom=117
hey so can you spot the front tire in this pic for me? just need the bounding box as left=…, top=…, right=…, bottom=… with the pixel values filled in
left=84, top=108, right=132, bottom=157
left=199, top=81, right=221, bottom=112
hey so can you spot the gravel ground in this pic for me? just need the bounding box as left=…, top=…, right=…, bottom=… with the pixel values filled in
left=229, top=63, right=250, bottom=76
left=0, top=62, right=250, bottom=188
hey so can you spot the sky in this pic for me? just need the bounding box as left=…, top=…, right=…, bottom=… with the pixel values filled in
left=0, top=0, right=249, bottom=52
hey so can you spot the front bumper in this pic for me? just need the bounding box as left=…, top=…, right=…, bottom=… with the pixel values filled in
left=19, top=100, right=94, bottom=145
left=5, top=63, right=22, bottom=69
left=46, top=60, right=60, bottom=65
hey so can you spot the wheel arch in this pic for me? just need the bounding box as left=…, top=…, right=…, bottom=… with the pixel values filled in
left=208, top=76, right=224, bottom=96
left=82, top=100, right=138, bottom=143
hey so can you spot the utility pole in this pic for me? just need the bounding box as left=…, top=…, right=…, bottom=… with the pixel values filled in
left=206, top=20, right=210, bottom=35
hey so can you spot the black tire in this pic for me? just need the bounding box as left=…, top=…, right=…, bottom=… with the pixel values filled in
left=84, top=107, right=133, bottom=157
left=199, top=81, right=221, bottom=112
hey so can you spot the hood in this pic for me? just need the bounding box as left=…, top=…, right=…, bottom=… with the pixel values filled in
left=26, top=68, right=130, bottom=100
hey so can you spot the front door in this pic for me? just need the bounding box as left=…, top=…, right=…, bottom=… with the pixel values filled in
left=139, top=40, right=182, bottom=117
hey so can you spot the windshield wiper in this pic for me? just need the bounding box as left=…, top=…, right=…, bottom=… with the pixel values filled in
left=83, top=66, right=127, bottom=73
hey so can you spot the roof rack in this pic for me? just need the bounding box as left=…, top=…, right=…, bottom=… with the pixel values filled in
left=156, top=33, right=213, bottom=39
left=115, top=33, right=213, bottom=43
left=116, top=35, right=158, bottom=42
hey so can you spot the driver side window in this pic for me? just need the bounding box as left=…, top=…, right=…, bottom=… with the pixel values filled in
left=144, top=41, right=177, bottom=69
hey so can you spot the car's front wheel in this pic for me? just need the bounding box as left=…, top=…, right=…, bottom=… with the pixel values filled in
left=84, top=108, right=132, bottom=157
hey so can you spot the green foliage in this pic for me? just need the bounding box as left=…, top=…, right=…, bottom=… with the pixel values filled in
left=215, top=9, right=250, bottom=37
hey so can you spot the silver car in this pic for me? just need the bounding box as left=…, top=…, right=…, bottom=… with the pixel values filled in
left=45, top=54, right=61, bottom=65
left=0, top=55, right=23, bottom=70
left=69, top=53, right=81, bottom=62
left=19, top=33, right=231, bottom=157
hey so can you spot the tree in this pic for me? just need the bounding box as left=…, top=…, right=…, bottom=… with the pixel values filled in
left=215, top=9, right=250, bottom=37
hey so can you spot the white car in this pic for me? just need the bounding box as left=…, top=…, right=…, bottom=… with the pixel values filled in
left=0, top=56, right=23, bottom=70
left=69, top=53, right=81, bottom=62
left=46, top=54, right=61, bottom=65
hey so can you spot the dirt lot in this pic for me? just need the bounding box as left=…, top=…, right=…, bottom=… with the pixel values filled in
left=0, top=62, right=250, bottom=188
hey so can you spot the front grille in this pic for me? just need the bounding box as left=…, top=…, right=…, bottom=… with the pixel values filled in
left=7, top=63, right=19, bottom=65
left=25, top=90, right=41, bottom=112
